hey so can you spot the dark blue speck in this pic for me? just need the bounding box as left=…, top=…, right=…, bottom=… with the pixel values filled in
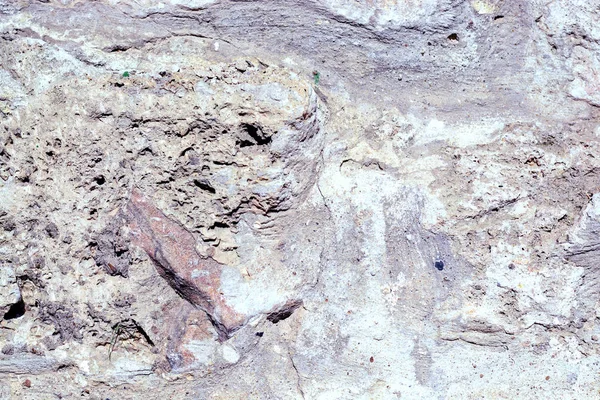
left=434, top=260, right=444, bottom=271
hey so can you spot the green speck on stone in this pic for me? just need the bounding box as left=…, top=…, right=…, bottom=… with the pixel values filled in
left=313, top=70, right=320, bottom=86
left=122, top=71, right=130, bottom=78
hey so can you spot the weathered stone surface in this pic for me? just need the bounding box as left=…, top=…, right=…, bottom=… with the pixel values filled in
left=2, top=0, right=600, bottom=398
left=126, top=188, right=246, bottom=338
left=125, top=187, right=307, bottom=345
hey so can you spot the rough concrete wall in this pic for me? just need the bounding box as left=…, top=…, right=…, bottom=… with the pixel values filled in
left=1, top=0, right=600, bottom=398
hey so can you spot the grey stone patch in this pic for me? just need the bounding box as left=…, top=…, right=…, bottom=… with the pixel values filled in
left=0, top=355, right=71, bottom=375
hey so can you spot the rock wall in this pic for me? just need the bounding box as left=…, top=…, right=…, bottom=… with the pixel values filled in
left=1, top=0, right=600, bottom=398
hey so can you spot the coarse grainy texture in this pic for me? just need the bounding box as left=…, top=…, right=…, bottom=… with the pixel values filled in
left=1, top=0, right=600, bottom=398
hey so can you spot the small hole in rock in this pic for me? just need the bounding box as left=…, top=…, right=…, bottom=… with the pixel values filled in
left=268, top=309, right=294, bottom=323
left=4, top=299, right=25, bottom=320
left=267, top=300, right=302, bottom=324
left=193, top=179, right=216, bottom=193
left=493, top=15, right=504, bottom=21
left=239, top=123, right=271, bottom=147
left=447, top=33, right=459, bottom=41
left=94, top=175, right=106, bottom=185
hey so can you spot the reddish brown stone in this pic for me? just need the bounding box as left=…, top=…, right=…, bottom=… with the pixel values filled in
left=125, top=188, right=245, bottom=340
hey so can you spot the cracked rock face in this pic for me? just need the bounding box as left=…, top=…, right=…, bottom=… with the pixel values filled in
left=2, top=0, right=600, bottom=398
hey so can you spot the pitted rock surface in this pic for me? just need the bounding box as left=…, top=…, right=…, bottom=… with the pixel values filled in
left=2, top=0, right=600, bottom=399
